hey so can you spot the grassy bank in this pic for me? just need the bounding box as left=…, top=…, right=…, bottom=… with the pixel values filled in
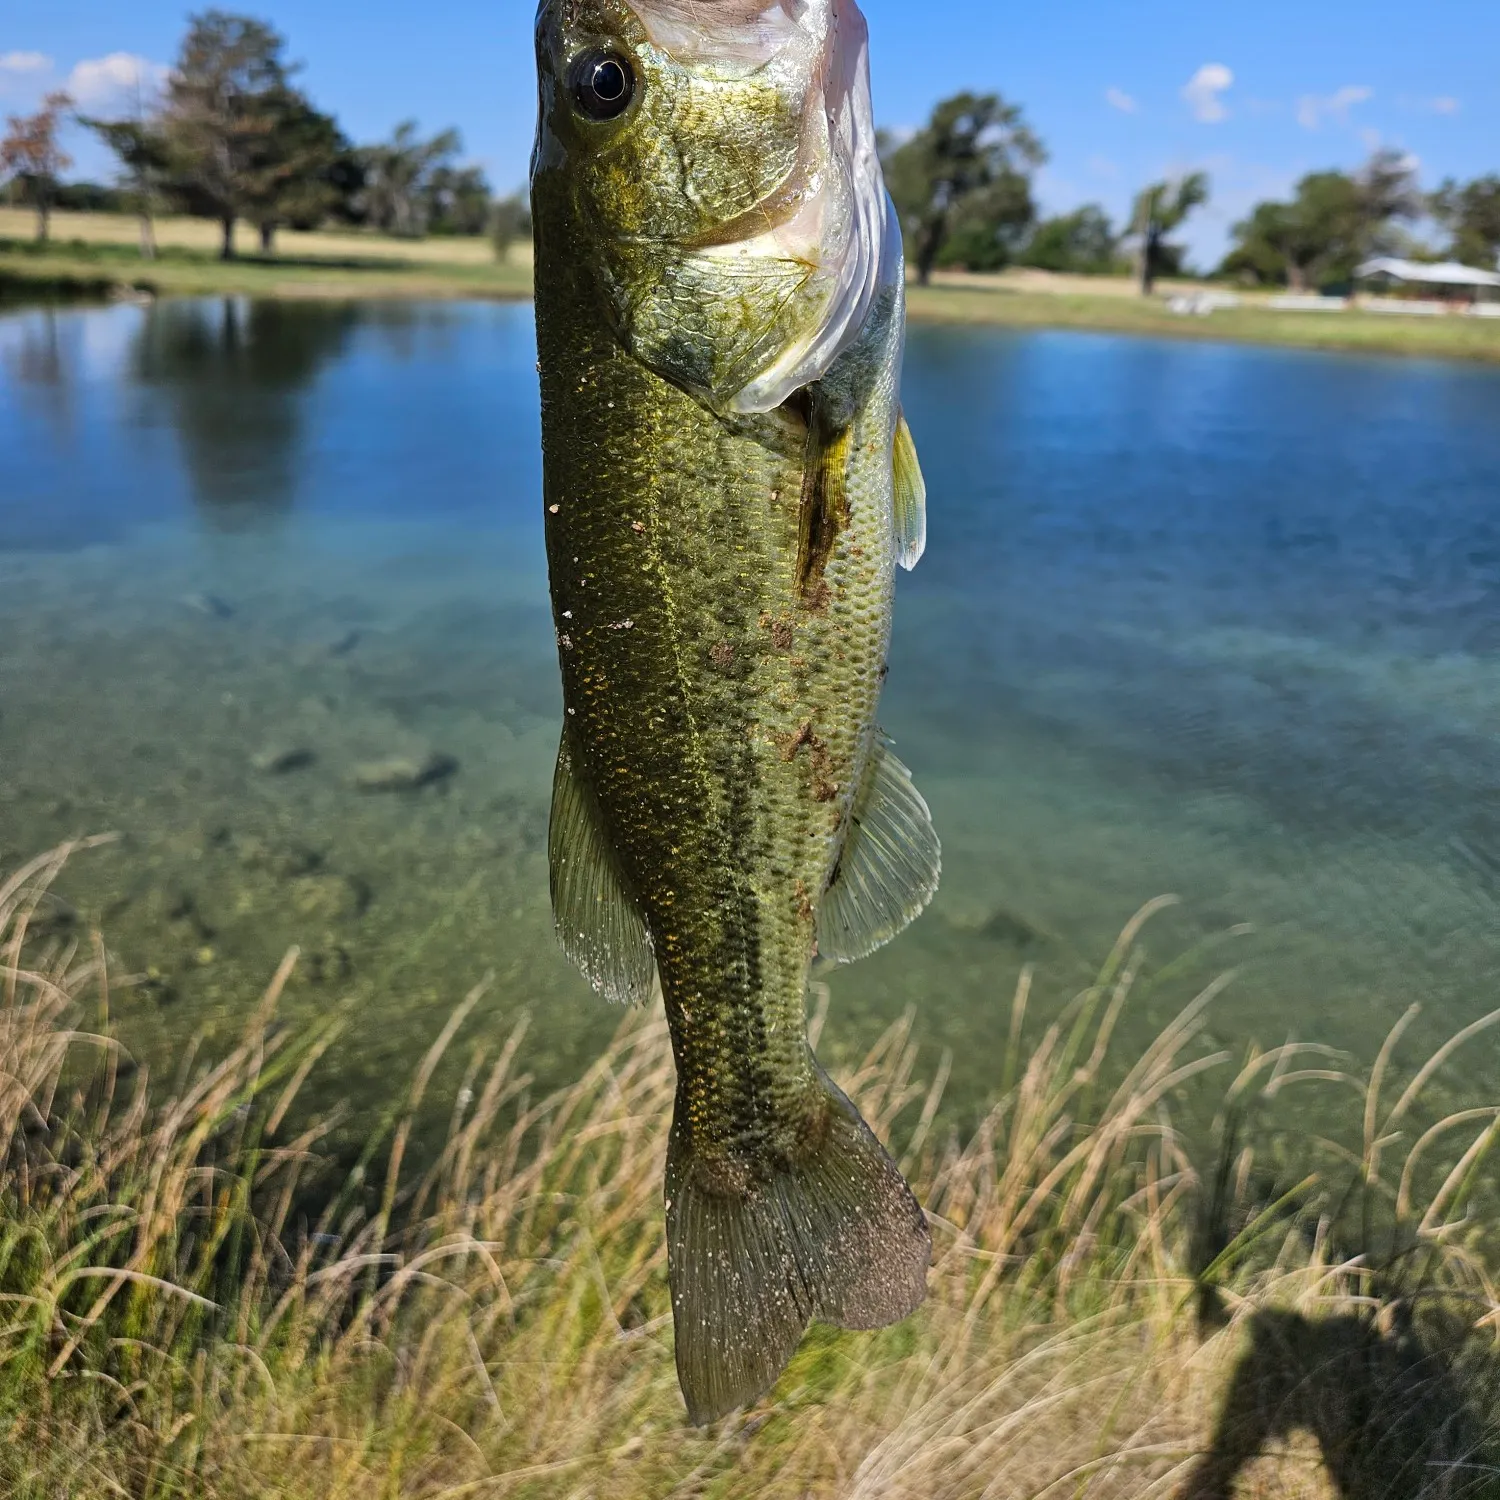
left=7, top=210, right=1500, bottom=365
left=908, top=273, right=1500, bottom=365
left=5, top=842, right=1500, bottom=1498
left=0, top=208, right=532, bottom=302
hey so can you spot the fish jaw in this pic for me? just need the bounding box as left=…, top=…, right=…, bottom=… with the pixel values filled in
left=531, top=0, right=894, bottom=413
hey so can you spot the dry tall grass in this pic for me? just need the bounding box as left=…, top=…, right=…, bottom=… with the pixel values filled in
left=3, top=842, right=1499, bottom=1499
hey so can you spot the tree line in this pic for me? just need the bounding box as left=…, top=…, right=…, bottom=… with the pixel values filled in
left=1223, top=156, right=1500, bottom=290
left=885, top=93, right=1500, bottom=293
left=0, top=10, right=528, bottom=260
left=7, top=35, right=1497, bottom=291
left=880, top=93, right=1212, bottom=293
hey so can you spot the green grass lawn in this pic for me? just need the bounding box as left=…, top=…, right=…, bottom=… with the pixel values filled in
left=6, top=213, right=1500, bottom=365
left=0, top=225, right=532, bottom=303
left=906, top=278, right=1500, bottom=363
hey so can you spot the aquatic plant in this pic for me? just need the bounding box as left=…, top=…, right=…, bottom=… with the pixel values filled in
left=2, top=841, right=1498, bottom=1498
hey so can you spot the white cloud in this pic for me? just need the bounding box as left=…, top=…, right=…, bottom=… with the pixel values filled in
left=65, top=52, right=167, bottom=110
left=1105, top=87, right=1138, bottom=115
left=1430, top=96, right=1460, bottom=115
left=1183, top=63, right=1234, bottom=124
left=1088, top=154, right=1120, bottom=181
left=0, top=51, right=52, bottom=74
left=1296, top=85, right=1373, bottom=130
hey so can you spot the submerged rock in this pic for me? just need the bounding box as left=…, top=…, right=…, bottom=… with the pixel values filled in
left=352, top=752, right=459, bottom=793
left=978, top=908, right=1045, bottom=949
left=325, top=628, right=362, bottom=657
left=305, top=944, right=354, bottom=984
left=233, top=835, right=324, bottom=879
left=250, top=746, right=316, bottom=775
left=182, top=592, right=234, bottom=620
left=292, top=874, right=369, bottom=923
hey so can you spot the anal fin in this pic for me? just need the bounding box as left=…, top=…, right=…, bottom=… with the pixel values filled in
left=817, top=733, right=941, bottom=964
left=892, top=411, right=927, bottom=571
left=548, top=725, right=655, bottom=1005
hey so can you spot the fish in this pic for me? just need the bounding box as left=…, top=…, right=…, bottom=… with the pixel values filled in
left=531, top=0, right=939, bottom=1424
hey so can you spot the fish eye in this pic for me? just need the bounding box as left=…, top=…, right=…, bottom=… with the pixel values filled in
left=569, top=50, right=637, bottom=121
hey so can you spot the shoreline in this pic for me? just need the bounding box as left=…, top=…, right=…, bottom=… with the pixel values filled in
left=6, top=213, right=1500, bottom=366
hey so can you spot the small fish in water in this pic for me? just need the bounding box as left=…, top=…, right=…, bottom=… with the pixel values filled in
left=532, top=0, right=938, bottom=1423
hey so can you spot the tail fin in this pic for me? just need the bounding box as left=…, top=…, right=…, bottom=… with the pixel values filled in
left=665, top=1067, right=931, bottom=1425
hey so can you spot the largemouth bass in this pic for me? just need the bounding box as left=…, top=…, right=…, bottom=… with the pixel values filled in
left=531, top=0, right=939, bottom=1424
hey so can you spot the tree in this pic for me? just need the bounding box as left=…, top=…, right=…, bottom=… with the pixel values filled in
left=422, top=164, right=493, bottom=236
left=1132, top=173, right=1209, bottom=294
left=84, top=118, right=170, bottom=260
left=1019, top=205, right=1119, bottom=274
left=79, top=54, right=163, bottom=259
left=0, top=92, right=74, bottom=243
left=490, top=190, right=532, bottom=262
left=157, top=11, right=299, bottom=259
left=883, top=93, right=1046, bottom=284
left=1431, top=175, right=1500, bottom=269
left=244, top=90, right=352, bottom=251
left=1357, top=148, right=1423, bottom=256
left=357, top=122, right=463, bottom=237
left=1220, top=156, right=1423, bottom=290
left=1221, top=172, right=1364, bottom=290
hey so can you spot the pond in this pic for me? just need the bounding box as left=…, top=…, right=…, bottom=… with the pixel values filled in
left=3, top=298, right=1499, bottom=1146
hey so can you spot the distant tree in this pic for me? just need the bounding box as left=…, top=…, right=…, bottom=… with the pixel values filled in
left=52, top=181, right=132, bottom=212
left=1357, top=148, right=1424, bottom=256
left=1221, top=172, right=1364, bottom=290
left=156, top=11, right=303, bottom=259
left=1132, top=173, right=1209, bottom=294
left=244, top=90, right=352, bottom=251
left=357, top=122, right=463, bottom=237
left=883, top=93, right=1046, bottom=284
left=490, top=190, right=532, bottom=262
left=1431, top=175, right=1500, bottom=269
left=422, top=163, right=493, bottom=236
left=79, top=54, right=164, bottom=259
left=1, top=91, right=74, bottom=243
left=1220, top=156, right=1424, bottom=290
left=1219, top=200, right=1297, bottom=286
left=1019, top=204, right=1119, bottom=274
left=84, top=117, right=171, bottom=260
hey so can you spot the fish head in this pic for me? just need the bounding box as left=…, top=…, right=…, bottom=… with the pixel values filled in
left=533, top=0, right=896, bottom=413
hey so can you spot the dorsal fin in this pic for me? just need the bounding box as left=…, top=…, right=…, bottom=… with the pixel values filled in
left=892, top=411, right=927, bottom=572
left=548, top=726, right=656, bottom=1005
left=817, top=733, right=940, bottom=963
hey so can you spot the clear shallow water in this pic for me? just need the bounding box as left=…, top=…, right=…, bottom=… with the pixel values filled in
left=3, top=299, right=1499, bottom=1145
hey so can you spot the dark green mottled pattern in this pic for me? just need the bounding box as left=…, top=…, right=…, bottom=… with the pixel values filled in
left=532, top=207, right=900, bottom=1185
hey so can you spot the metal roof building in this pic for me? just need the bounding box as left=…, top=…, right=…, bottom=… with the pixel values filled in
left=1356, top=257, right=1500, bottom=297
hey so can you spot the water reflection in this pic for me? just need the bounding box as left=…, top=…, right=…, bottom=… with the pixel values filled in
left=131, top=299, right=356, bottom=528
left=2, top=308, right=74, bottom=435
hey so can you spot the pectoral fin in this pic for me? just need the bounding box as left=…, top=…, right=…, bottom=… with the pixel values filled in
left=548, top=726, right=655, bottom=1005
left=817, top=734, right=941, bottom=963
left=892, top=411, right=927, bottom=571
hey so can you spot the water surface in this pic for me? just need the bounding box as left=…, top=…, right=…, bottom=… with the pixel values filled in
left=3, top=299, right=1498, bottom=1141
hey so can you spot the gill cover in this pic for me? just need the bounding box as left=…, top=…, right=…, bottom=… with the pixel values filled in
left=533, top=0, right=896, bottom=414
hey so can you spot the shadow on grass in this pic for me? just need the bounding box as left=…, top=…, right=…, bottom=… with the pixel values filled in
left=1181, top=1306, right=1500, bottom=1498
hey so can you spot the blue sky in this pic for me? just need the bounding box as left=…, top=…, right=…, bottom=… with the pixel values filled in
left=4, top=0, right=1496, bottom=264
